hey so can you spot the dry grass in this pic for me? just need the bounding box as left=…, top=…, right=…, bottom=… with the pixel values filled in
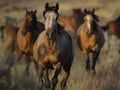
left=0, top=0, right=120, bottom=90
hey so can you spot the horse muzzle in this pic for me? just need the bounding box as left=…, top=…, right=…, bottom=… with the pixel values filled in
left=86, top=31, right=92, bottom=37
left=21, top=30, right=27, bottom=36
left=46, top=32, right=53, bottom=40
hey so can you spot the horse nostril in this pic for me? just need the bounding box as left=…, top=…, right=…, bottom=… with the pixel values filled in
left=46, top=32, right=52, bottom=39
left=86, top=31, right=92, bottom=37
left=21, top=30, right=27, bottom=36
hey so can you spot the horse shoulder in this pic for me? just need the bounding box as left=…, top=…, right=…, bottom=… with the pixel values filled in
left=33, top=31, right=47, bottom=61
left=35, top=31, right=47, bottom=49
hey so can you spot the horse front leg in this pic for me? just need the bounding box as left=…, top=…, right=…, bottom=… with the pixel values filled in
left=92, top=48, right=100, bottom=74
left=17, top=52, right=23, bottom=63
left=25, top=53, right=31, bottom=76
left=43, top=68, right=51, bottom=89
left=51, top=66, right=62, bottom=90
left=38, top=62, right=45, bottom=90
left=83, top=51, right=90, bottom=71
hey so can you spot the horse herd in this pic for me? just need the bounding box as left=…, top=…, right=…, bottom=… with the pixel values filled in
left=0, top=2, right=119, bottom=90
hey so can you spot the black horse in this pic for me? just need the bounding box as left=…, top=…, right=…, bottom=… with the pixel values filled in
left=33, top=2, right=74, bottom=90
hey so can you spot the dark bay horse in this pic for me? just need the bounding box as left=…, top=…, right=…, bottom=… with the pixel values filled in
left=76, top=9, right=105, bottom=74
left=58, top=8, right=84, bottom=39
left=102, top=16, right=120, bottom=38
left=33, top=2, right=74, bottom=90
left=16, top=9, right=44, bottom=75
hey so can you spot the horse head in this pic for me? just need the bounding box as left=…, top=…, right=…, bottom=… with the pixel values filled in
left=83, top=8, right=99, bottom=36
left=43, top=2, right=59, bottom=40
left=21, top=9, right=37, bottom=36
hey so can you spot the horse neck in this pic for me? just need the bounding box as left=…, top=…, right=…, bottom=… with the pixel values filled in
left=20, top=19, right=38, bottom=43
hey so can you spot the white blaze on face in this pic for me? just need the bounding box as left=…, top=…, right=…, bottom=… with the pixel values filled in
left=86, top=15, right=91, bottom=32
left=45, top=11, right=57, bottom=30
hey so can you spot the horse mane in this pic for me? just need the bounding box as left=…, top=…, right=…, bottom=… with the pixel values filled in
left=83, top=11, right=99, bottom=23
left=43, top=6, right=59, bottom=19
left=57, top=23, right=64, bottom=30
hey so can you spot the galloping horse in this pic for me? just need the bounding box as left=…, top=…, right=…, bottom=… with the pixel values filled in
left=76, top=9, right=105, bottom=74
left=102, top=16, right=120, bottom=38
left=33, top=2, right=74, bottom=90
left=3, top=25, right=18, bottom=53
left=58, top=9, right=84, bottom=39
left=16, top=9, right=44, bottom=75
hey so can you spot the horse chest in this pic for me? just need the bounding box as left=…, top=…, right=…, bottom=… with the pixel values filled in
left=17, top=32, right=33, bottom=53
left=81, top=34, right=97, bottom=50
left=39, top=43, right=60, bottom=66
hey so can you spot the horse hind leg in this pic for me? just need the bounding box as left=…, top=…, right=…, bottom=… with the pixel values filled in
left=38, top=63, right=45, bottom=90
left=92, top=48, right=100, bottom=74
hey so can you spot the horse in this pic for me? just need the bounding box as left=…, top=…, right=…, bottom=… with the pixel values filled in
left=16, top=9, right=44, bottom=75
left=2, top=25, right=18, bottom=53
left=33, top=2, right=74, bottom=90
left=102, top=16, right=120, bottom=38
left=76, top=9, right=105, bottom=74
left=58, top=8, right=84, bottom=39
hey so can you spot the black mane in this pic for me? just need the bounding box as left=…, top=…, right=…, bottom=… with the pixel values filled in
left=83, top=10, right=99, bottom=22
left=43, top=6, right=59, bottom=19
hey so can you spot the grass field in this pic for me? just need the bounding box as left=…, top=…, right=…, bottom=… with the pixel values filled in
left=0, top=0, right=120, bottom=90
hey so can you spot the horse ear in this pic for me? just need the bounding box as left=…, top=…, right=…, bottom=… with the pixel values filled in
left=45, top=2, right=49, bottom=10
left=56, top=3, right=59, bottom=11
left=84, top=8, right=87, bottom=13
left=25, top=8, right=28, bottom=13
left=34, top=9, right=37, bottom=15
left=92, top=8, right=95, bottom=14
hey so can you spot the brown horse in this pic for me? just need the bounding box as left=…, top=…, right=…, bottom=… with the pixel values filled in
left=33, top=2, right=74, bottom=90
left=76, top=9, right=105, bottom=74
left=0, top=25, right=18, bottom=53
left=58, top=8, right=84, bottom=39
left=102, top=16, right=120, bottom=38
left=16, top=9, right=44, bottom=75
